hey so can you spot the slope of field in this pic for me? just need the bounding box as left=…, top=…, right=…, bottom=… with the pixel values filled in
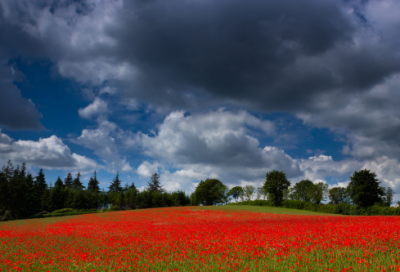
left=1, top=207, right=399, bottom=271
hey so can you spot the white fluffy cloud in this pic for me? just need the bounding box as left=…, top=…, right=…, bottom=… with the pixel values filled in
left=74, top=120, right=132, bottom=173
left=0, top=129, right=97, bottom=171
left=78, top=97, right=108, bottom=119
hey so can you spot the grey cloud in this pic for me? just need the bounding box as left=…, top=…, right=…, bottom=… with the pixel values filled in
left=0, top=62, right=43, bottom=130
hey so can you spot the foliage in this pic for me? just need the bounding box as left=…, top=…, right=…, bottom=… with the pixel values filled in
left=147, top=173, right=165, bottom=193
left=307, top=182, right=328, bottom=205
left=242, top=185, right=255, bottom=201
left=227, top=186, right=243, bottom=202
left=290, top=179, right=314, bottom=202
left=87, top=171, right=100, bottom=194
left=192, top=178, right=227, bottom=206
left=263, top=170, right=291, bottom=206
left=348, top=169, right=385, bottom=208
left=329, top=187, right=351, bottom=204
left=109, top=173, right=123, bottom=193
left=229, top=199, right=400, bottom=215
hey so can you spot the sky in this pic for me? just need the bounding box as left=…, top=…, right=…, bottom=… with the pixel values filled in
left=0, top=0, right=400, bottom=199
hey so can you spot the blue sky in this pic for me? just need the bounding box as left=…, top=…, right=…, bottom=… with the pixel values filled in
left=1, top=0, right=400, bottom=199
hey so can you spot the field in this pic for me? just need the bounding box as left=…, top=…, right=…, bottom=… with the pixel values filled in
left=1, top=206, right=400, bottom=271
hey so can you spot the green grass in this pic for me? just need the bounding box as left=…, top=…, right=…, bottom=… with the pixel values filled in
left=199, top=204, right=340, bottom=215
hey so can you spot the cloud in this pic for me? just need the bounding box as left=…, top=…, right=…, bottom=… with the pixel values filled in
left=137, top=161, right=161, bottom=178
left=298, top=154, right=363, bottom=182
left=130, top=110, right=301, bottom=188
left=73, top=120, right=132, bottom=173
left=0, top=62, right=42, bottom=130
left=0, top=129, right=97, bottom=170
left=78, top=97, right=108, bottom=119
left=138, top=109, right=276, bottom=167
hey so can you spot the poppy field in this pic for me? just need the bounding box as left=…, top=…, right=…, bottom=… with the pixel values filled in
left=1, top=206, right=400, bottom=271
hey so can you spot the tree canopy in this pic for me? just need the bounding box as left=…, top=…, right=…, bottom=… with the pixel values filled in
left=227, top=186, right=243, bottom=202
left=192, top=178, right=227, bottom=206
left=263, top=170, right=291, bottom=206
left=290, top=179, right=314, bottom=202
left=348, top=169, right=385, bottom=208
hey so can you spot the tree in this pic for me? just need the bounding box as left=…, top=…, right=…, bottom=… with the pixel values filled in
left=227, top=186, right=244, bottom=202
left=33, top=168, right=47, bottom=212
left=382, top=187, right=394, bottom=207
left=64, top=173, right=73, bottom=188
left=109, top=172, right=123, bottom=193
left=263, top=170, right=291, bottom=206
left=147, top=173, right=165, bottom=193
left=290, top=180, right=314, bottom=202
left=347, top=169, right=385, bottom=208
left=72, top=172, right=85, bottom=190
left=192, top=178, right=227, bottom=206
left=54, top=176, right=64, bottom=188
left=307, top=182, right=328, bottom=205
left=328, top=187, right=351, bottom=204
left=87, top=171, right=100, bottom=194
left=0, top=161, right=29, bottom=219
left=243, top=185, right=255, bottom=201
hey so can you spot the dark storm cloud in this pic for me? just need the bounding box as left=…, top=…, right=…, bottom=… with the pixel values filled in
left=0, top=61, right=43, bottom=130
left=110, top=0, right=360, bottom=110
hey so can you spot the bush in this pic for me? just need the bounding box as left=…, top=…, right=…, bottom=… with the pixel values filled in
left=228, top=200, right=400, bottom=215
left=52, top=208, right=75, bottom=214
left=110, top=205, right=121, bottom=211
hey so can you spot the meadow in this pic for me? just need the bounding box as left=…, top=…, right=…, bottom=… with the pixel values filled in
left=1, top=205, right=399, bottom=271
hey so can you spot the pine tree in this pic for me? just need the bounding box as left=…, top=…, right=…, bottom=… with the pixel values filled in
left=25, top=173, right=35, bottom=215
left=87, top=171, right=100, bottom=193
left=34, top=169, right=47, bottom=212
left=64, top=173, right=73, bottom=188
left=109, top=173, right=122, bottom=192
left=147, top=173, right=164, bottom=193
left=72, top=172, right=85, bottom=190
left=54, top=176, right=64, bottom=188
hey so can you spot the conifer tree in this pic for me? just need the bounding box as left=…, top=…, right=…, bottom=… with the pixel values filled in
left=87, top=171, right=100, bottom=193
left=147, top=173, right=165, bottom=193
left=72, top=172, right=85, bottom=190
left=109, top=173, right=122, bottom=192
left=54, top=176, right=64, bottom=188
left=34, top=169, right=47, bottom=212
left=64, top=173, right=73, bottom=188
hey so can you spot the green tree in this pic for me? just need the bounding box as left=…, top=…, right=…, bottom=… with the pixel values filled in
left=25, top=173, right=35, bottom=215
left=263, top=170, right=291, bottom=206
left=290, top=179, right=314, bottom=202
left=109, top=173, right=122, bottom=193
left=33, top=168, right=47, bottom=213
left=54, top=176, right=64, bottom=188
left=147, top=173, right=165, bottom=193
left=382, top=187, right=394, bottom=207
left=0, top=161, right=29, bottom=219
left=64, top=173, right=73, bottom=188
left=243, top=185, right=255, bottom=201
left=192, top=178, right=227, bottom=206
left=72, top=172, right=85, bottom=190
left=348, top=169, right=385, bottom=208
left=328, top=187, right=351, bottom=204
left=227, top=186, right=244, bottom=202
left=307, top=182, right=328, bottom=205
left=87, top=171, right=100, bottom=194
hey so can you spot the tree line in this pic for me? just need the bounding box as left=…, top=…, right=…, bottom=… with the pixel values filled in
left=0, top=160, right=190, bottom=221
left=191, top=169, right=395, bottom=208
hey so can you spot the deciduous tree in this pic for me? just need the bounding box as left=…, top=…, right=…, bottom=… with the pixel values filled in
left=348, top=169, right=384, bottom=208
left=263, top=170, right=291, bottom=206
